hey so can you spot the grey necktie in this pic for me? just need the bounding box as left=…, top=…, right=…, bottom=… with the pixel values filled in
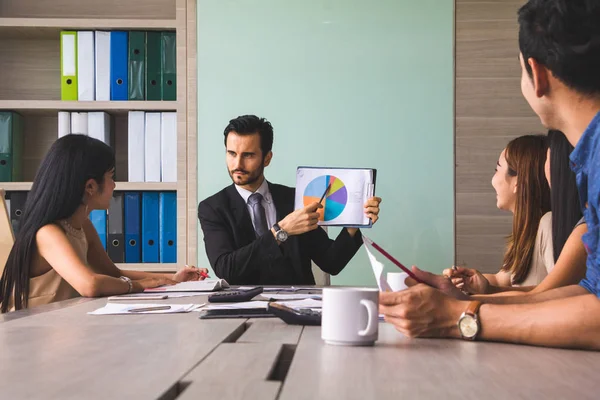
left=248, top=192, right=269, bottom=237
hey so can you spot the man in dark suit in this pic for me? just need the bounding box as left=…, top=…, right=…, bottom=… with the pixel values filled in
left=198, top=115, right=382, bottom=285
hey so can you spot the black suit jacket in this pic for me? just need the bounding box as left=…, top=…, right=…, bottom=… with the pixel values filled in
left=197, top=182, right=363, bottom=285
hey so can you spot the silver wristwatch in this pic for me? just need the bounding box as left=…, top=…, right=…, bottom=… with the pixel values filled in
left=272, top=223, right=289, bottom=243
left=458, top=301, right=482, bottom=340
left=120, top=276, right=133, bottom=293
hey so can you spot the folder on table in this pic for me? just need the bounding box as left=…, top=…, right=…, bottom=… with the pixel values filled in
left=110, top=31, right=128, bottom=101
left=70, top=112, right=88, bottom=135
left=160, top=112, right=177, bottom=183
left=95, top=31, right=111, bottom=101
left=0, top=112, right=24, bottom=182
left=90, top=209, right=107, bottom=250
left=128, top=31, right=146, bottom=100
left=145, top=31, right=162, bottom=101
left=159, top=192, right=176, bottom=263
left=60, top=31, right=78, bottom=101
left=88, top=112, right=111, bottom=146
left=77, top=31, right=95, bottom=101
left=9, top=191, right=27, bottom=235
left=58, top=111, right=71, bottom=138
left=128, top=111, right=145, bottom=182
left=142, top=192, right=159, bottom=263
left=161, top=32, right=176, bottom=100
left=144, top=113, right=161, bottom=183
left=124, top=192, right=141, bottom=263
left=108, top=193, right=124, bottom=263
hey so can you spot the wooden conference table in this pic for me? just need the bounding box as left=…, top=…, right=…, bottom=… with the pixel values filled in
left=0, top=290, right=598, bottom=399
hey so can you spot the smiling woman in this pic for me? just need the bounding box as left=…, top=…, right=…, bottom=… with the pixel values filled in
left=449, top=135, right=551, bottom=292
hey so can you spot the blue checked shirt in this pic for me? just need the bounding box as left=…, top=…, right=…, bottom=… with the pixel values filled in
left=571, top=111, right=600, bottom=297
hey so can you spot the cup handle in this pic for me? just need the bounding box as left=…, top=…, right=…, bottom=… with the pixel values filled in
left=358, top=299, right=378, bottom=337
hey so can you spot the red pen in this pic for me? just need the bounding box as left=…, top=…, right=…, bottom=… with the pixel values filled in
left=362, top=235, right=423, bottom=283
left=186, top=264, right=209, bottom=279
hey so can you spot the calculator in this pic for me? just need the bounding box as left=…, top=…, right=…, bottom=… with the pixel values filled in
left=207, top=286, right=264, bottom=303
left=267, top=302, right=322, bottom=326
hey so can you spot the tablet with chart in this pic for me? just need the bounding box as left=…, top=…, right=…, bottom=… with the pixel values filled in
left=294, top=167, right=376, bottom=227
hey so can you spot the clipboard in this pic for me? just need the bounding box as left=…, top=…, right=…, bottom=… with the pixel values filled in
left=294, top=166, right=377, bottom=228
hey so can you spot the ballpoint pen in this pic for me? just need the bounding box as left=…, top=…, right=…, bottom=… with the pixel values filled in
left=128, top=305, right=172, bottom=313
left=186, top=264, right=210, bottom=279
left=319, top=182, right=332, bottom=204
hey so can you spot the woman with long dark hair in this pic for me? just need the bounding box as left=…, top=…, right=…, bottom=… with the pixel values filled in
left=447, top=131, right=585, bottom=294
left=0, top=135, right=207, bottom=312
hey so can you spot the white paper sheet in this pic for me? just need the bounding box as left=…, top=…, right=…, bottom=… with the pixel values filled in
left=363, top=238, right=392, bottom=291
left=277, top=299, right=323, bottom=309
left=238, top=286, right=304, bottom=292
left=109, top=292, right=209, bottom=300
left=257, top=294, right=322, bottom=301
left=145, top=279, right=229, bottom=293
left=200, top=301, right=269, bottom=310
left=88, top=303, right=205, bottom=315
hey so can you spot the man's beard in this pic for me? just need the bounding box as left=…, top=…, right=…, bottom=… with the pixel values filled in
left=228, top=164, right=264, bottom=186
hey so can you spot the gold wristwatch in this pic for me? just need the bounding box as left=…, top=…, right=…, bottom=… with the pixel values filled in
left=457, top=301, right=482, bottom=340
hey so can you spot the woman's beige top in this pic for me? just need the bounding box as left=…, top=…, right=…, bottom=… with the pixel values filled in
left=513, top=212, right=555, bottom=287
left=8, top=220, right=85, bottom=311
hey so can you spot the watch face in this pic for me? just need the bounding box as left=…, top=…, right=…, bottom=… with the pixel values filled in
left=276, top=230, right=288, bottom=242
left=459, top=315, right=478, bottom=339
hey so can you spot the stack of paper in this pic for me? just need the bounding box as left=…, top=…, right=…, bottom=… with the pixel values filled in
left=145, top=279, right=230, bottom=293
left=88, top=303, right=204, bottom=315
left=257, top=294, right=322, bottom=301
left=238, top=286, right=308, bottom=292
left=199, top=298, right=323, bottom=312
left=200, top=301, right=269, bottom=311
left=277, top=299, right=323, bottom=309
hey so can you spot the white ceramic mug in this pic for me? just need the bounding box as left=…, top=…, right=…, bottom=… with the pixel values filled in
left=321, top=287, right=379, bottom=346
left=387, top=272, right=409, bottom=292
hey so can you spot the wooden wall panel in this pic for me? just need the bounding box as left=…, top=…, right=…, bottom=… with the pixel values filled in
left=455, top=0, right=544, bottom=273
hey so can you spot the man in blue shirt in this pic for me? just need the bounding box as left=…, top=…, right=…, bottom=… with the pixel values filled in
left=379, top=0, right=600, bottom=350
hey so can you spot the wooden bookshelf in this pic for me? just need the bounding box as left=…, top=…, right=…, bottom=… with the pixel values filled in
left=0, top=101, right=177, bottom=115
left=0, top=182, right=178, bottom=192
left=0, top=18, right=177, bottom=39
left=0, top=0, right=190, bottom=273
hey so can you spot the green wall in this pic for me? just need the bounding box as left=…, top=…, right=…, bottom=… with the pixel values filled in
left=197, top=0, right=454, bottom=285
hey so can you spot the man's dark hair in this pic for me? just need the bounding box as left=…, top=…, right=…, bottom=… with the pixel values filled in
left=518, top=0, right=600, bottom=96
left=223, top=115, right=274, bottom=157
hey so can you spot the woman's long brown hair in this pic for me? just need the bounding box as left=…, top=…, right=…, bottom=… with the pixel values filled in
left=500, top=135, right=551, bottom=284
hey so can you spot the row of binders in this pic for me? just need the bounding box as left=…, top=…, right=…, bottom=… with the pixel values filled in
left=91, top=192, right=177, bottom=263
left=128, top=112, right=177, bottom=183
left=61, top=31, right=176, bottom=101
left=0, top=112, right=23, bottom=182
left=59, top=111, right=111, bottom=144
left=58, top=111, right=177, bottom=183
left=5, top=191, right=177, bottom=264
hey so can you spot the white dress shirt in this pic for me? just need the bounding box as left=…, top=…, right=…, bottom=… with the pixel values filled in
left=235, top=179, right=277, bottom=231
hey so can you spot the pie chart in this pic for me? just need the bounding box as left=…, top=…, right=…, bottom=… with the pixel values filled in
left=303, top=175, right=348, bottom=221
